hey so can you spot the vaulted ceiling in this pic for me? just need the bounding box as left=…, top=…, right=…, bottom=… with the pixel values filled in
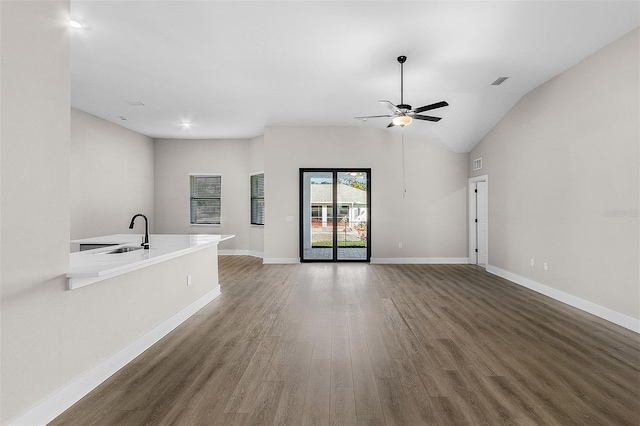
left=70, top=1, right=639, bottom=153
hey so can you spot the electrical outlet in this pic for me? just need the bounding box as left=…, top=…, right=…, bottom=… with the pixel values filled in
left=530, top=258, right=535, bottom=267
left=398, top=242, right=403, bottom=249
left=187, top=274, right=192, bottom=286
left=543, top=262, right=548, bottom=271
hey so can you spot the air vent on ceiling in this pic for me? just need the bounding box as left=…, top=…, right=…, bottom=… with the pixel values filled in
left=473, top=158, right=482, bottom=170
left=491, top=77, right=509, bottom=86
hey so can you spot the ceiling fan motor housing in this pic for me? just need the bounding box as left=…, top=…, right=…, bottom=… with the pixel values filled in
left=397, top=104, right=412, bottom=111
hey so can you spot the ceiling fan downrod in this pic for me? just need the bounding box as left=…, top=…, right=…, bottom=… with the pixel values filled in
left=399, top=56, right=405, bottom=106
left=397, top=56, right=410, bottom=110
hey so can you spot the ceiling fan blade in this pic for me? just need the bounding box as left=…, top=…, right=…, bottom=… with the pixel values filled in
left=354, top=114, right=392, bottom=120
left=413, top=114, right=442, bottom=122
left=387, top=121, right=396, bottom=128
left=379, top=100, right=400, bottom=114
left=413, top=101, right=449, bottom=114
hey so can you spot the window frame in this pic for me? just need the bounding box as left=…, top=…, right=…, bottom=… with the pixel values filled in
left=190, top=174, right=222, bottom=226
left=250, top=173, right=265, bottom=226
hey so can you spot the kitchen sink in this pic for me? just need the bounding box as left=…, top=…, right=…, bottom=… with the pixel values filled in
left=109, top=246, right=143, bottom=254
left=95, top=246, right=143, bottom=254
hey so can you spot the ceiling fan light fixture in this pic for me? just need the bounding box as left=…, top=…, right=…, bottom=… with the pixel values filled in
left=392, top=115, right=412, bottom=127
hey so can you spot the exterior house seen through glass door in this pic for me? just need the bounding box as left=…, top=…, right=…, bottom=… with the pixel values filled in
left=300, top=169, right=370, bottom=262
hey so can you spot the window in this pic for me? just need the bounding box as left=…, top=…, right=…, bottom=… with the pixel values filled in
left=250, top=173, right=264, bottom=225
left=190, top=175, right=221, bottom=225
left=311, top=205, right=322, bottom=225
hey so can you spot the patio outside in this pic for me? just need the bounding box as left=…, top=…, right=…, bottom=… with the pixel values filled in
left=310, top=180, right=367, bottom=249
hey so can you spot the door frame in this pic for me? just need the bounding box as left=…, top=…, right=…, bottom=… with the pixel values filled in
left=468, top=175, right=488, bottom=267
left=299, top=168, right=371, bottom=262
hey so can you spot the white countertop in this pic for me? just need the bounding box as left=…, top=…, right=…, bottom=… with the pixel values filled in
left=68, top=234, right=234, bottom=290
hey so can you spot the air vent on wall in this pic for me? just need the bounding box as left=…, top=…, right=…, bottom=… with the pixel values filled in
left=491, top=77, right=509, bottom=86
left=473, top=158, right=482, bottom=170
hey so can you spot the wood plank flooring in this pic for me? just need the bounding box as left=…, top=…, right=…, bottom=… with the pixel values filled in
left=51, top=256, right=640, bottom=425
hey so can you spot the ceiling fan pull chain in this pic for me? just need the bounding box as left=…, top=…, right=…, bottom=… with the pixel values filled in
left=402, top=130, right=407, bottom=197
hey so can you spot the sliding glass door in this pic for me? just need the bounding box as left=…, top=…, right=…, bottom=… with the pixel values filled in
left=300, top=169, right=370, bottom=262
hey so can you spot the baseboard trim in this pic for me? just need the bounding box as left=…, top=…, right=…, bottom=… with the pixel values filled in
left=263, top=257, right=300, bottom=264
left=10, top=286, right=222, bottom=426
left=370, top=257, right=470, bottom=264
left=486, top=265, right=640, bottom=334
left=247, top=250, right=264, bottom=258
left=218, top=249, right=264, bottom=258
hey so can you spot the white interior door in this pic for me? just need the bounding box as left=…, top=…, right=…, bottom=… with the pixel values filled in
left=476, top=181, right=488, bottom=265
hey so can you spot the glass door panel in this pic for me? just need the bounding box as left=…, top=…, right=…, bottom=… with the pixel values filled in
left=301, top=171, right=334, bottom=260
left=337, top=171, right=368, bottom=260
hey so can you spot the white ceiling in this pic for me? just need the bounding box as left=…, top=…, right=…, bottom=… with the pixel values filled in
left=70, top=1, right=639, bottom=153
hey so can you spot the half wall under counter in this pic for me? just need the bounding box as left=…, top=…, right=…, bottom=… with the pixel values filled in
left=68, top=234, right=234, bottom=290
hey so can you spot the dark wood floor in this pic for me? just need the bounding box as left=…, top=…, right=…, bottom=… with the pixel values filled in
left=52, top=256, right=640, bottom=425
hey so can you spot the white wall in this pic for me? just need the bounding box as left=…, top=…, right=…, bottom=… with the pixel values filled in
left=469, top=28, right=639, bottom=321
left=153, top=138, right=251, bottom=252
left=263, top=126, right=469, bottom=263
left=153, top=128, right=468, bottom=262
left=71, top=108, right=155, bottom=239
left=1, top=1, right=71, bottom=422
left=248, top=135, right=265, bottom=256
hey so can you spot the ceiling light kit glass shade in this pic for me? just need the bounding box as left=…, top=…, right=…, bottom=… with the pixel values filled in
left=392, top=115, right=412, bottom=127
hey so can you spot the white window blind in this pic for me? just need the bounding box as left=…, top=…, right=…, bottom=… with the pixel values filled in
left=251, top=173, right=264, bottom=225
left=190, top=175, right=221, bottom=225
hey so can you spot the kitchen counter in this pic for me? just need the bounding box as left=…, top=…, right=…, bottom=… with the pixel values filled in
left=68, top=234, right=234, bottom=290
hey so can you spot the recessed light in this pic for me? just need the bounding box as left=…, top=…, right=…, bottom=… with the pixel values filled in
left=180, top=122, right=191, bottom=128
left=69, top=20, right=83, bottom=29
left=119, top=116, right=128, bottom=121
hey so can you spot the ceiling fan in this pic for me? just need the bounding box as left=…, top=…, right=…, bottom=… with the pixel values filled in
left=355, top=55, right=449, bottom=127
